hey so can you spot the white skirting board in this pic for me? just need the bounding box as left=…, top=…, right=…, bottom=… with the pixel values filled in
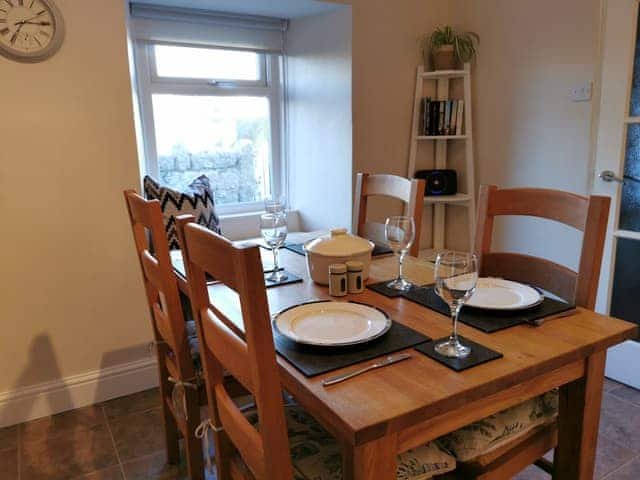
left=0, top=357, right=159, bottom=428
left=605, top=340, right=640, bottom=390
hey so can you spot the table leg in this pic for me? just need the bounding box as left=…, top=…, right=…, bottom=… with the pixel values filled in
left=343, top=434, right=398, bottom=480
left=553, top=350, right=606, bottom=480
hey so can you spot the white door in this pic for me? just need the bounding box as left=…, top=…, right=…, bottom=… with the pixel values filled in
left=593, top=0, right=640, bottom=388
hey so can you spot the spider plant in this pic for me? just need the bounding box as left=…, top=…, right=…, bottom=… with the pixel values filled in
left=424, top=26, right=479, bottom=64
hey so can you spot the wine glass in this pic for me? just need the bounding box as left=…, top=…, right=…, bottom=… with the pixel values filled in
left=434, top=251, right=478, bottom=358
left=264, top=196, right=286, bottom=216
left=384, top=216, right=416, bottom=291
left=260, top=213, right=288, bottom=282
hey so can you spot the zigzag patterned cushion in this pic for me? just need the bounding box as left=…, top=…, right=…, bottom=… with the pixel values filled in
left=244, top=404, right=456, bottom=479
left=144, top=175, right=221, bottom=250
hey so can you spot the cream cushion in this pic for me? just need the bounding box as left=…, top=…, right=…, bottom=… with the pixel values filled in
left=244, top=404, right=456, bottom=479
left=438, top=390, right=559, bottom=462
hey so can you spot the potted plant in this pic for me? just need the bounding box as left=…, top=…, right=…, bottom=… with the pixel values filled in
left=423, top=26, right=479, bottom=71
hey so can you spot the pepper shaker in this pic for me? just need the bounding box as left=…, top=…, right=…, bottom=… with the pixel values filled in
left=328, top=264, right=347, bottom=297
left=346, top=261, right=365, bottom=294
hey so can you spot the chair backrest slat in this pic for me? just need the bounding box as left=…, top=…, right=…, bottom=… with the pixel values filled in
left=152, top=303, right=178, bottom=351
left=202, top=309, right=255, bottom=392
left=354, top=172, right=426, bottom=257
left=216, top=387, right=267, bottom=477
left=482, top=252, right=579, bottom=303
left=140, top=251, right=163, bottom=292
left=123, top=190, right=193, bottom=375
left=487, top=188, right=589, bottom=229
left=176, top=217, right=293, bottom=480
left=474, top=185, right=610, bottom=309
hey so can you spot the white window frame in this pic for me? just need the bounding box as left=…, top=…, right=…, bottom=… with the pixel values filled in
left=133, top=41, right=285, bottom=215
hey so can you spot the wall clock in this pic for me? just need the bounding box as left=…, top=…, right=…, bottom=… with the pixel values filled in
left=0, top=0, right=65, bottom=63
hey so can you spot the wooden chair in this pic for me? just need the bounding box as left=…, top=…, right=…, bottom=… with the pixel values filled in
left=176, top=216, right=294, bottom=480
left=353, top=173, right=426, bottom=257
left=456, top=185, right=611, bottom=479
left=123, top=190, right=204, bottom=480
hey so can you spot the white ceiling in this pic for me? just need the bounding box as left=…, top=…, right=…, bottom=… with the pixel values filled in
left=132, top=0, right=346, bottom=19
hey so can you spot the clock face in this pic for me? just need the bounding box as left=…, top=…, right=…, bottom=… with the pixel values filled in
left=0, top=0, right=64, bottom=62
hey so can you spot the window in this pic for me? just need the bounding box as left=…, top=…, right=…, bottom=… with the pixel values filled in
left=134, top=43, right=283, bottom=214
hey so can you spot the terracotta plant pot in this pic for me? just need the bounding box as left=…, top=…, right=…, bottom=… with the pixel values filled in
left=431, top=45, right=456, bottom=71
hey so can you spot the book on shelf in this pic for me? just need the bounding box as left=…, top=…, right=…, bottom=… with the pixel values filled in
left=421, top=97, right=431, bottom=135
left=438, top=101, right=445, bottom=135
left=444, top=101, right=451, bottom=135
left=418, top=97, right=464, bottom=137
left=429, top=101, right=438, bottom=136
left=449, top=101, right=458, bottom=135
left=455, top=99, right=464, bottom=135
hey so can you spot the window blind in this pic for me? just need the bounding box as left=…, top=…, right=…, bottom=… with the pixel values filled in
left=129, top=3, right=288, bottom=53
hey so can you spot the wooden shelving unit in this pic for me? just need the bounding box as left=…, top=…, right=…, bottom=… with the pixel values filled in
left=408, top=63, right=476, bottom=259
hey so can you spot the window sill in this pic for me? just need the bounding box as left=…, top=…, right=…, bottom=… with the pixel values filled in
left=219, top=209, right=300, bottom=241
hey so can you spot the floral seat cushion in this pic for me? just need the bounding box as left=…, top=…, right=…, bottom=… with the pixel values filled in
left=438, top=390, right=558, bottom=463
left=244, top=404, right=456, bottom=480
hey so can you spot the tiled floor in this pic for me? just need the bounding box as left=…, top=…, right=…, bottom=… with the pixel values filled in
left=0, top=388, right=214, bottom=480
left=2, top=378, right=639, bottom=479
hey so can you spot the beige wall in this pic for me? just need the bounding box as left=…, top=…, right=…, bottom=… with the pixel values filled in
left=458, top=0, right=601, bottom=269
left=0, top=0, right=149, bottom=411
left=286, top=7, right=353, bottom=232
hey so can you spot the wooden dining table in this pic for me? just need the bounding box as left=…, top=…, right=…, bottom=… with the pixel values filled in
left=173, top=242, right=637, bottom=480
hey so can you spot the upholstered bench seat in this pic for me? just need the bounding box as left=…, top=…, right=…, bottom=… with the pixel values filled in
left=242, top=404, right=456, bottom=480
left=438, top=390, right=559, bottom=463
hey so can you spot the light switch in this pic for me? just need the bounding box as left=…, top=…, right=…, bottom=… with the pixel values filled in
left=570, top=82, right=592, bottom=102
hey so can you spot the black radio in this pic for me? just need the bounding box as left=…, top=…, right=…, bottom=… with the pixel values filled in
left=415, top=169, right=457, bottom=196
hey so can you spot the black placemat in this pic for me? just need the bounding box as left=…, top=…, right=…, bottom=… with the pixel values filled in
left=284, top=242, right=393, bottom=257
left=367, top=280, right=407, bottom=298
left=273, top=320, right=430, bottom=377
left=368, top=282, right=575, bottom=333
left=283, top=242, right=306, bottom=256
left=416, top=336, right=503, bottom=372
left=265, top=271, right=303, bottom=288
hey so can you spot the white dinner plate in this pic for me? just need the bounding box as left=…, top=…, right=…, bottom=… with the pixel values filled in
left=273, top=301, right=392, bottom=347
left=466, top=278, right=543, bottom=311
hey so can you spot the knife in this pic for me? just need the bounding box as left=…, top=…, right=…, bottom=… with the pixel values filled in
left=322, top=353, right=413, bottom=387
left=526, top=308, right=579, bottom=327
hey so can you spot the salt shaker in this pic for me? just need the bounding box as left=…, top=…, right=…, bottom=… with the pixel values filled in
left=329, top=264, right=347, bottom=297
left=346, top=261, right=365, bottom=294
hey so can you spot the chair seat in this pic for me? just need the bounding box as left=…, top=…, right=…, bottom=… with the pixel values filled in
left=243, top=404, right=456, bottom=480
left=438, top=390, right=558, bottom=463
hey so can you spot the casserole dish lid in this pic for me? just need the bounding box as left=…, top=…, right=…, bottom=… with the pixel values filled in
left=304, top=229, right=374, bottom=257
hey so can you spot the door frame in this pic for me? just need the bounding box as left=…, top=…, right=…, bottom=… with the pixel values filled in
left=591, top=0, right=640, bottom=388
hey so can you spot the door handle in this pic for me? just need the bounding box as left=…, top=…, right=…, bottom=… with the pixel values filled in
left=599, top=170, right=625, bottom=184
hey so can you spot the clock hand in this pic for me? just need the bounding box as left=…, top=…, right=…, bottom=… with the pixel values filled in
left=10, top=22, right=24, bottom=45
left=14, top=11, right=46, bottom=25
left=17, top=21, right=51, bottom=26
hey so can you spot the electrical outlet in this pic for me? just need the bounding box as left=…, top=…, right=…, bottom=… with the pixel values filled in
left=570, top=82, right=592, bottom=102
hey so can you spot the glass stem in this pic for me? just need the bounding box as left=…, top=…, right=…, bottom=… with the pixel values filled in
left=398, top=251, right=406, bottom=281
left=272, top=247, right=279, bottom=274
left=450, top=302, right=462, bottom=344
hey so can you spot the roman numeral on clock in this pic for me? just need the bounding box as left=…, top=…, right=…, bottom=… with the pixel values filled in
left=0, top=27, right=9, bottom=35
